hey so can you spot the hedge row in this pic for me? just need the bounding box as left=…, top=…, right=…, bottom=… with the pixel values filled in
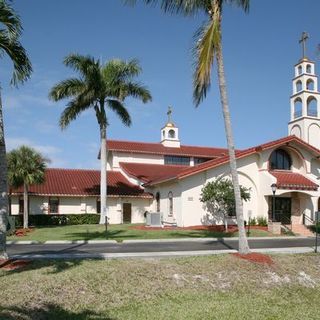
left=13, top=214, right=100, bottom=227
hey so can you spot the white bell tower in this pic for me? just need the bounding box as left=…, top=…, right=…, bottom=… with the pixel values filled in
left=288, top=32, right=320, bottom=149
left=161, top=106, right=180, bottom=148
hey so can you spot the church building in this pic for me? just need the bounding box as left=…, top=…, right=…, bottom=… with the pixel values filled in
left=9, top=36, right=320, bottom=233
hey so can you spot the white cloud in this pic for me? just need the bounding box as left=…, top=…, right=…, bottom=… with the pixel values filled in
left=5, top=137, right=67, bottom=168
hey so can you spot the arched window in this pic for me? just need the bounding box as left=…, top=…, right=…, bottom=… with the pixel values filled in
left=298, top=65, right=303, bottom=75
left=294, top=98, right=302, bottom=118
left=156, top=192, right=160, bottom=212
left=306, top=64, right=312, bottom=73
left=307, top=79, right=314, bottom=91
left=168, top=191, right=173, bottom=216
left=307, top=96, right=317, bottom=117
left=270, top=149, right=292, bottom=170
left=295, top=80, right=302, bottom=92
left=168, top=129, right=175, bottom=139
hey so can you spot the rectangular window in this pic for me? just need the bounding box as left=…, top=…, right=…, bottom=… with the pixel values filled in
left=19, top=197, right=24, bottom=214
left=164, top=155, right=190, bottom=166
left=49, top=198, right=59, bottom=214
left=194, top=157, right=210, bottom=165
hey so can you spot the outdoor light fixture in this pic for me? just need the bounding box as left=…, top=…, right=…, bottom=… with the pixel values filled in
left=271, top=183, right=277, bottom=222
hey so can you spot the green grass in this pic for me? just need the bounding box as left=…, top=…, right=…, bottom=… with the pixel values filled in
left=1, top=254, right=320, bottom=319
left=7, top=224, right=274, bottom=242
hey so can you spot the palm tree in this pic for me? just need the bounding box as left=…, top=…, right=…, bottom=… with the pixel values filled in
left=7, top=146, right=48, bottom=229
left=128, top=0, right=250, bottom=253
left=49, top=54, right=152, bottom=224
left=0, top=0, right=32, bottom=259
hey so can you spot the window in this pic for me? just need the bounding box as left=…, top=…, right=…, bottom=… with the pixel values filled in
left=270, top=149, right=292, bottom=170
left=194, top=157, right=210, bottom=165
left=96, top=198, right=101, bottom=214
left=295, top=80, right=302, bottom=92
left=164, top=155, right=190, bottom=166
left=306, top=64, right=312, bottom=73
left=168, top=191, right=173, bottom=216
left=298, top=65, right=302, bottom=75
left=168, top=129, right=175, bottom=139
left=49, top=198, right=59, bottom=214
left=294, top=98, right=302, bottom=118
left=19, top=197, right=24, bottom=214
left=307, top=96, right=317, bottom=117
left=307, top=79, right=314, bottom=91
left=156, top=192, right=160, bottom=212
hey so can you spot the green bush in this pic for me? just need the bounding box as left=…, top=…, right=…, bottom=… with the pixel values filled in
left=13, top=214, right=100, bottom=227
left=249, top=217, right=257, bottom=226
left=257, top=216, right=268, bottom=227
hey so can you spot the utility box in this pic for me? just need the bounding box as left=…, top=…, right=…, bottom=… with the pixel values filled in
left=146, top=212, right=162, bottom=227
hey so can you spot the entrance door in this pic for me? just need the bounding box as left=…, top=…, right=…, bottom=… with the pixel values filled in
left=123, top=203, right=132, bottom=224
left=274, top=197, right=291, bottom=223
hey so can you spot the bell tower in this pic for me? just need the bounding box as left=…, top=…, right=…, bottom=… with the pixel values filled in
left=288, top=32, right=320, bottom=149
left=161, top=106, right=180, bottom=148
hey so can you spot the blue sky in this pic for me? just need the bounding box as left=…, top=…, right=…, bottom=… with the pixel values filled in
left=2, top=0, right=320, bottom=168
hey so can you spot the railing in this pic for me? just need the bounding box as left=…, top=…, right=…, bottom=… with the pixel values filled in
left=280, top=215, right=292, bottom=231
left=294, top=111, right=302, bottom=119
left=307, top=110, right=318, bottom=117
left=303, top=213, right=315, bottom=226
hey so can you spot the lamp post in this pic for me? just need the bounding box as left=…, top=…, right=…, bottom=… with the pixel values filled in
left=271, top=183, right=277, bottom=222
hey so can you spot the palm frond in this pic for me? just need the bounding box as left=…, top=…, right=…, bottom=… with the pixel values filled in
left=49, top=78, right=86, bottom=101
left=0, top=30, right=32, bottom=85
left=59, top=91, right=96, bottom=129
left=107, top=99, right=132, bottom=127
left=0, top=0, right=22, bottom=38
left=63, top=53, right=100, bottom=79
left=192, top=17, right=220, bottom=106
left=118, top=81, right=152, bottom=103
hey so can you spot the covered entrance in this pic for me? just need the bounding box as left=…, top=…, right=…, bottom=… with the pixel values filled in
left=270, top=197, right=292, bottom=224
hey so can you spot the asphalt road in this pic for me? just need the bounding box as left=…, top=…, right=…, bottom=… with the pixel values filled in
left=6, top=237, right=318, bottom=257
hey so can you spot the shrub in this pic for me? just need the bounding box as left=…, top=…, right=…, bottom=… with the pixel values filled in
left=249, top=217, right=257, bottom=226
left=257, top=216, right=268, bottom=227
left=13, top=214, right=100, bottom=227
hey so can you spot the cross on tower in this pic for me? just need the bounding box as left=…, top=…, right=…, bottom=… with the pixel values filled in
left=167, top=106, right=172, bottom=122
left=299, top=32, right=309, bottom=58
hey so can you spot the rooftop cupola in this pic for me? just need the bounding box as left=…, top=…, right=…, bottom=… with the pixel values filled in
left=161, top=106, right=180, bottom=148
left=288, top=32, right=320, bottom=149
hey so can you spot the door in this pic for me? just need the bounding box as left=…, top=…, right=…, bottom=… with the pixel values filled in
left=274, top=197, right=291, bottom=223
left=123, top=203, right=132, bottom=224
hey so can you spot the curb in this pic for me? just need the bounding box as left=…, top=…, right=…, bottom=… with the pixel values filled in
left=8, top=247, right=319, bottom=260
left=7, top=235, right=313, bottom=245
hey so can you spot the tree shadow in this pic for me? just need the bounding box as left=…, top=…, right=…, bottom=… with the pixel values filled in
left=0, top=303, right=114, bottom=320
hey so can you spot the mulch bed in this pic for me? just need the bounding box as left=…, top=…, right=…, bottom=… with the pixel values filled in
left=14, top=228, right=35, bottom=237
left=232, top=252, right=274, bottom=266
left=0, top=259, right=31, bottom=270
left=130, top=225, right=268, bottom=233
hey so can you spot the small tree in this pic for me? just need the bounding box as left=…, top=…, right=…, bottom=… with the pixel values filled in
left=7, top=146, right=48, bottom=229
left=200, top=178, right=251, bottom=232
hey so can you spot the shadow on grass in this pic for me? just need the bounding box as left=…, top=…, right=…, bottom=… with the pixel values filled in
left=0, top=303, right=113, bottom=320
left=0, top=259, right=83, bottom=277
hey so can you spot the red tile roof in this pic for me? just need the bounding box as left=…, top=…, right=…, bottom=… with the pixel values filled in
left=270, top=171, right=318, bottom=191
left=107, top=139, right=228, bottom=158
left=120, top=162, right=188, bottom=184
left=145, top=135, right=320, bottom=186
left=10, top=168, right=152, bottom=198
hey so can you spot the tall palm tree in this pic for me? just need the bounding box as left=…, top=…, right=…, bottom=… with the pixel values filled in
left=128, top=0, right=250, bottom=253
left=7, top=146, right=47, bottom=229
left=49, top=54, right=152, bottom=224
left=0, top=0, right=32, bottom=259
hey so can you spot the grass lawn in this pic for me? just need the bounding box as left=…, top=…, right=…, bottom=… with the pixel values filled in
left=1, top=254, right=320, bottom=319
left=7, top=224, right=275, bottom=242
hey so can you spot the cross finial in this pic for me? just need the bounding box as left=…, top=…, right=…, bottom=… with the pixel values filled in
left=299, top=32, right=309, bottom=58
left=167, top=106, right=172, bottom=122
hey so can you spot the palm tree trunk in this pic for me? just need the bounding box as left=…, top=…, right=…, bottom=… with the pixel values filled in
left=99, top=125, right=108, bottom=224
left=216, top=42, right=250, bottom=254
left=23, top=183, right=28, bottom=229
left=0, top=89, right=8, bottom=259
